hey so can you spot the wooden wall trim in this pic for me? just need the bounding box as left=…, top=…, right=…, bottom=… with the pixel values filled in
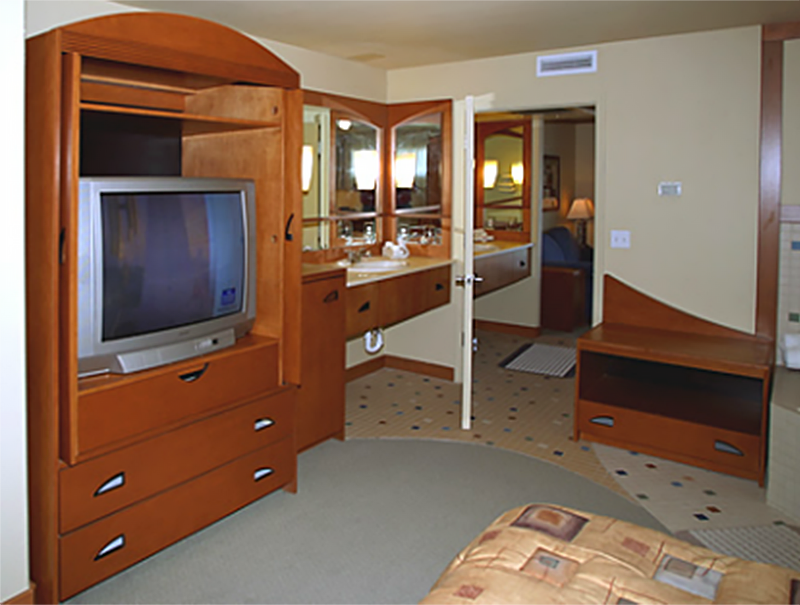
left=756, top=32, right=786, bottom=340
left=475, top=319, right=541, bottom=339
left=384, top=355, right=454, bottom=381
left=345, top=355, right=455, bottom=382
left=2, top=584, right=35, bottom=605
left=763, top=22, right=800, bottom=41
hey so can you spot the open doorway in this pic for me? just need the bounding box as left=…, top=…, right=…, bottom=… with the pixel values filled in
left=536, top=106, right=596, bottom=333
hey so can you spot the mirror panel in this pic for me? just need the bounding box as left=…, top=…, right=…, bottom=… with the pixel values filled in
left=334, top=116, right=380, bottom=216
left=302, top=106, right=331, bottom=251
left=394, top=113, right=442, bottom=213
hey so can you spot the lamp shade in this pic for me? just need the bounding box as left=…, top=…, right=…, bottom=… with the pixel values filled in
left=567, top=198, right=594, bottom=220
left=483, top=160, right=498, bottom=188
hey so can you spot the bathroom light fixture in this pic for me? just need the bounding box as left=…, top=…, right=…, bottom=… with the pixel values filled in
left=511, top=162, right=524, bottom=186
left=395, top=153, right=416, bottom=188
left=354, top=149, right=378, bottom=190
left=483, top=160, right=498, bottom=188
left=301, top=145, right=314, bottom=193
left=337, top=118, right=352, bottom=131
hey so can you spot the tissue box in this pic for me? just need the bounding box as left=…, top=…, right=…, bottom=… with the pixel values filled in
left=783, top=334, right=800, bottom=370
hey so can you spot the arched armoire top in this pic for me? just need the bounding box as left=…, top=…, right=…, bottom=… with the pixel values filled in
left=57, top=11, right=299, bottom=89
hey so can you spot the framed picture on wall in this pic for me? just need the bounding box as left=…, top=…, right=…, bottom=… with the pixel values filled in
left=543, top=155, right=560, bottom=212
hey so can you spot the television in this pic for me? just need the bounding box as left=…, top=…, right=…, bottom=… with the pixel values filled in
left=77, top=176, right=257, bottom=377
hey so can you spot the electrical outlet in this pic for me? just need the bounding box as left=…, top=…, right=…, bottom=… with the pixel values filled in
left=610, top=230, right=630, bottom=249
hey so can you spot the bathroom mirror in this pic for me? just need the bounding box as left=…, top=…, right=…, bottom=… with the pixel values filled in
left=476, top=119, right=531, bottom=241
left=388, top=100, right=452, bottom=256
left=302, top=101, right=383, bottom=252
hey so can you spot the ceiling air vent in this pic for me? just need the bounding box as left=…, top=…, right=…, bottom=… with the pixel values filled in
left=537, top=50, right=597, bottom=77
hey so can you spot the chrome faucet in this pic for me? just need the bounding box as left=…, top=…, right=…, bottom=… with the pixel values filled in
left=346, top=248, right=370, bottom=264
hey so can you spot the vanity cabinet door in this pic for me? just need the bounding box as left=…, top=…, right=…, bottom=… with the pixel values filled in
left=297, top=272, right=346, bottom=451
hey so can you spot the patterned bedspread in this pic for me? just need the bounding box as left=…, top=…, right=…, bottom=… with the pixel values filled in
left=421, top=504, right=800, bottom=604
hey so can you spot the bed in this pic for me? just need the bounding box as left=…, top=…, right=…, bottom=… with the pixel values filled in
left=420, top=504, right=799, bottom=604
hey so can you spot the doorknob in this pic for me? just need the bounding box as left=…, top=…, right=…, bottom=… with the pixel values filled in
left=455, top=274, right=484, bottom=287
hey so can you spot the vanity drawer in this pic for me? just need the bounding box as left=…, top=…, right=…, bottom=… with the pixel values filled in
left=346, top=282, right=380, bottom=338
left=60, top=386, right=295, bottom=533
left=576, top=400, right=761, bottom=477
left=75, top=339, right=279, bottom=460
left=59, top=437, right=295, bottom=601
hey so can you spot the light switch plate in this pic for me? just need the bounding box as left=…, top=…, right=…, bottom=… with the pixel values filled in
left=610, top=230, right=630, bottom=249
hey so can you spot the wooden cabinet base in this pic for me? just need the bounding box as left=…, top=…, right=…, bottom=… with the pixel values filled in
left=59, top=438, right=295, bottom=600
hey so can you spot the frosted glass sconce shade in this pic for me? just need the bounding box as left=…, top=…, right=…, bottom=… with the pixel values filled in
left=483, top=160, right=498, bottom=188
left=354, top=150, right=379, bottom=191
left=302, top=145, right=313, bottom=192
left=395, top=153, right=416, bottom=189
left=511, top=162, right=524, bottom=186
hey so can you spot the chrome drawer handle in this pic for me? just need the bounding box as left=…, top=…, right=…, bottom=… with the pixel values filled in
left=94, top=472, right=125, bottom=497
left=179, top=363, right=209, bottom=383
left=714, top=440, right=744, bottom=456
left=254, top=468, right=274, bottom=482
left=254, top=418, right=275, bottom=432
left=94, top=535, right=125, bottom=560
left=589, top=416, right=615, bottom=427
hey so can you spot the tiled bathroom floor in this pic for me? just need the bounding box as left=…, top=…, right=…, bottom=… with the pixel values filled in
left=345, top=329, right=799, bottom=542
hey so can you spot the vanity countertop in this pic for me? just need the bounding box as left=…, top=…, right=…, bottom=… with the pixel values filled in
left=303, top=256, right=454, bottom=287
left=474, top=240, right=534, bottom=258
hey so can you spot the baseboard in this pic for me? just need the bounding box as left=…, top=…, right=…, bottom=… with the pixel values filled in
left=345, top=357, right=386, bottom=382
left=346, top=355, right=454, bottom=382
left=475, top=319, right=541, bottom=339
left=384, top=355, right=454, bottom=381
left=3, top=584, right=35, bottom=605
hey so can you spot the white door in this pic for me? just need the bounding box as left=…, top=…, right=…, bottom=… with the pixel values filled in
left=458, top=96, right=477, bottom=430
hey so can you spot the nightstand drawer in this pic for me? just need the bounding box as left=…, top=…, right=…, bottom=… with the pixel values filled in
left=60, top=387, right=295, bottom=533
left=76, top=338, right=279, bottom=459
left=59, top=437, right=295, bottom=601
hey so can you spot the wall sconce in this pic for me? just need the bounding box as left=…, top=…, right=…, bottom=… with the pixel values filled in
left=395, top=153, right=416, bottom=189
left=483, top=160, right=498, bottom=188
left=353, top=149, right=378, bottom=191
left=336, top=118, right=352, bottom=131
left=301, top=145, right=313, bottom=193
left=567, top=197, right=594, bottom=247
left=511, top=162, right=524, bottom=186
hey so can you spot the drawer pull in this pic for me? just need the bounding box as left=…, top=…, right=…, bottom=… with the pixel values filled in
left=94, top=472, right=125, bottom=497
left=94, top=535, right=125, bottom=560
left=323, top=290, right=339, bottom=303
left=178, top=363, right=209, bottom=383
left=435, top=283, right=444, bottom=291
left=589, top=415, right=615, bottom=427
left=358, top=301, right=371, bottom=313
left=714, top=440, right=744, bottom=456
left=254, top=418, right=275, bottom=431
left=254, top=468, right=275, bottom=482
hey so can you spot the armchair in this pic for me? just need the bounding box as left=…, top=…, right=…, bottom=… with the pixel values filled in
left=540, top=226, right=593, bottom=331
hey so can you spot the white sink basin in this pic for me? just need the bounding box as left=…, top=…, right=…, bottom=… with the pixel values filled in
left=348, top=259, right=409, bottom=272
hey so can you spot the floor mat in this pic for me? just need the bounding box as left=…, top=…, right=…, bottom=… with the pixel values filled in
left=501, top=342, right=576, bottom=377
left=684, top=524, right=800, bottom=571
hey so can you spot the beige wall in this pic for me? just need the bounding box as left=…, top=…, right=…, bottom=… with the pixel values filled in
left=389, top=27, right=763, bottom=338
left=2, top=1, right=29, bottom=601
left=785, top=39, right=800, bottom=207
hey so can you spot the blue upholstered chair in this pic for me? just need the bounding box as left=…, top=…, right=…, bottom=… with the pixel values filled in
left=540, top=226, right=593, bottom=331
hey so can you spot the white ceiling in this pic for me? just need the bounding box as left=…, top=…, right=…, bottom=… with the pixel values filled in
left=116, top=1, right=800, bottom=70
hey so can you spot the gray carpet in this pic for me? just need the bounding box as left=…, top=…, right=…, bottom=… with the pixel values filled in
left=68, top=438, right=667, bottom=605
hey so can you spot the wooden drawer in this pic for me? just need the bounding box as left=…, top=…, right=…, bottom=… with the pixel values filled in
left=474, top=247, right=531, bottom=297
left=379, top=265, right=451, bottom=328
left=576, top=400, right=761, bottom=478
left=60, top=387, right=294, bottom=533
left=346, top=282, right=380, bottom=339
left=75, top=339, right=279, bottom=460
left=59, top=437, right=295, bottom=600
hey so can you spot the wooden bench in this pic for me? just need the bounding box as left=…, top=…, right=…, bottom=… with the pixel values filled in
left=574, top=275, right=774, bottom=485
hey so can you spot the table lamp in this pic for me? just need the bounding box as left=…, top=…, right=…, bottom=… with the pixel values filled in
left=567, top=198, right=594, bottom=247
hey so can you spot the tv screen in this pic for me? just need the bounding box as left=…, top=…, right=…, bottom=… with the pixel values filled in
left=101, top=191, right=245, bottom=341
left=77, top=177, right=257, bottom=377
